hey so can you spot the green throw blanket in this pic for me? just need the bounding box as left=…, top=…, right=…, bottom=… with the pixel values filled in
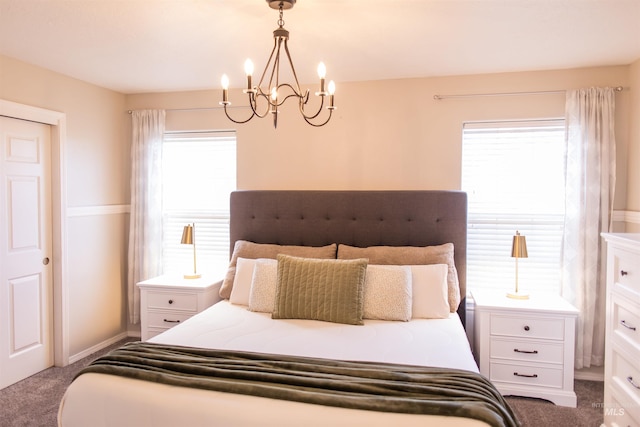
left=77, top=342, right=520, bottom=427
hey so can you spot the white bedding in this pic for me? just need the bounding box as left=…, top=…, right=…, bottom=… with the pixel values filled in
left=59, top=301, right=484, bottom=427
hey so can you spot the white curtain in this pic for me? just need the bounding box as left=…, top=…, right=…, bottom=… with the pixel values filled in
left=561, top=87, right=616, bottom=369
left=127, top=110, right=166, bottom=324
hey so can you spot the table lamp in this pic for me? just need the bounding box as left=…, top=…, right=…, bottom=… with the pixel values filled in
left=181, top=223, right=201, bottom=279
left=507, top=230, right=528, bottom=299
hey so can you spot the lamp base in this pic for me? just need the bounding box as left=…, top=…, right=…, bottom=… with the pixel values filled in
left=506, top=291, right=529, bottom=300
left=183, top=273, right=202, bottom=279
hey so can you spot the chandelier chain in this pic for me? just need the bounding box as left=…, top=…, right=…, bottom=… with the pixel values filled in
left=278, top=5, right=285, bottom=27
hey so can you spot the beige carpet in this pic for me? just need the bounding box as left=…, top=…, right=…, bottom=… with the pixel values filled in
left=1, top=338, right=604, bottom=427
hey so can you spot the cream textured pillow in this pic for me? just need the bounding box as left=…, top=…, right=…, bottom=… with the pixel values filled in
left=363, top=265, right=412, bottom=321
left=337, top=244, right=460, bottom=312
left=220, top=240, right=337, bottom=299
left=272, top=255, right=368, bottom=325
left=248, top=259, right=278, bottom=313
left=410, top=264, right=450, bottom=319
left=229, top=257, right=257, bottom=306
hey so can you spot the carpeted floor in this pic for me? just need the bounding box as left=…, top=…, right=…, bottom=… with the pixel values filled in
left=1, top=338, right=604, bottom=427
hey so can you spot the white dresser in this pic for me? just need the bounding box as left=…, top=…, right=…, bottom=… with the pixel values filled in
left=137, top=275, right=222, bottom=341
left=602, top=233, right=640, bottom=426
left=473, top=290, right=578, bottom=407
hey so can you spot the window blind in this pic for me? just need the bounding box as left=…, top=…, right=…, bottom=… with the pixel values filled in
left=162, top=131, right=236, bottom=277
left=461, top=120, right=565, bottom=295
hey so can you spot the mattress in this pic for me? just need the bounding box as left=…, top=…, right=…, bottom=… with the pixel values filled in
left=59, top=301, right=484, bottom=427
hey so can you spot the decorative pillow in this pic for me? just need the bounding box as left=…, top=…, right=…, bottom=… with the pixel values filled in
left=248, top=259, right=278, bottom=313
left=219, top=240, right=337, bottom=299
left=229, top=257, right=257, bottom=306
left=363, top=265, right=412, bottom=321
left=410, top=264, right=450, bottom=319
left=272, top=255, right=368, bottom=325
left=337, top=243, right=460, bottom=312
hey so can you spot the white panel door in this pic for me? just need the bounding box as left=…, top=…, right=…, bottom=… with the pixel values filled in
left=0, top=116, right=53, bottom=389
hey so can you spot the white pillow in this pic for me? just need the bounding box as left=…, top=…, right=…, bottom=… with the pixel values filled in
left=248, top=259, right=278, bottom=313
left=410, top=264, right=450, bottom=319
left=229, top=257, right=257, bottom=305
left=363, top=265, right=412, bottom=321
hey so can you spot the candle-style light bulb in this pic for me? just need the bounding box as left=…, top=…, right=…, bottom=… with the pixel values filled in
left=271, top=87, right=278, bottom=103
left=328, top=80, right=336, bottom=109
left=328, top=80, right=336, bottom=95
left=221, top=74, right=229, bottom=104
left=244, top=59, right=254, bottom=76
left=317, top=62, right=326, bottom=79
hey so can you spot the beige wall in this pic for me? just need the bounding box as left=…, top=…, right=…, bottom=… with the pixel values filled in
left=2, top=50, right=638, bottom=357
left=626, top=58, right=640, bottom=232
left=0, top=55, right=130, bottom=358
left=127, top=65, right=632, bottom=208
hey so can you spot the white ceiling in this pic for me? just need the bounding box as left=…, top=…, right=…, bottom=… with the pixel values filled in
left=1, top=0, right=639, bottom=94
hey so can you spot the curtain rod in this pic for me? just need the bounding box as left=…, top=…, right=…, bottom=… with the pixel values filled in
left=126, top=106, right=248, bottom=114
left=433, top=86, right=623, bottom=100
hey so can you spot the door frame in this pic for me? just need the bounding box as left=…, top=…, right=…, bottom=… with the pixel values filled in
left=0, top=99, right=69, bottom=367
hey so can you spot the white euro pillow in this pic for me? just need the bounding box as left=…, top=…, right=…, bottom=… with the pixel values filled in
left=410, top=264, right=450, bottom=319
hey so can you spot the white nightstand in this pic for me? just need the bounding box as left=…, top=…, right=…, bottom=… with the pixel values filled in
left=473, top=290, right=578, bottom=407
left=137, top=275, right=222, bottom=341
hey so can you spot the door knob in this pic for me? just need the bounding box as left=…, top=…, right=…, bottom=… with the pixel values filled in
left=43, top=257, right=50, bottom=265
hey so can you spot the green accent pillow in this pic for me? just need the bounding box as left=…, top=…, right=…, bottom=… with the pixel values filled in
left=272, top=255, right=368, bottom=325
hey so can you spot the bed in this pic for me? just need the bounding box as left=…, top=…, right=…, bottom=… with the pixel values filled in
left=58, top=190, right=518, bottom=427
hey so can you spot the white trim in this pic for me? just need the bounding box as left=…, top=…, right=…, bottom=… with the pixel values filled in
left=67, top=204, right=130, bottom=217
left=67, top=331, right=129, bottom=364
left=0, top=99, right=70, bottom=367
left=613, top=210, right=640, bottom=224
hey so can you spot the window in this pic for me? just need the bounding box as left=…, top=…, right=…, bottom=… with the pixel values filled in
left=161, top=131, right=236, bottom=277
left=461, top=120, right=565, bottom=294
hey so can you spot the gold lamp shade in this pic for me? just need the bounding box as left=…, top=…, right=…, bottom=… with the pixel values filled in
left=507, top=231, right=528, bottom=299
left=181, top=223, right=201, bottom=279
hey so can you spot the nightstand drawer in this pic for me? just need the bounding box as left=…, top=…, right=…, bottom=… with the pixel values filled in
left=611, top=298, right=640, bottom=351
left=612, top=247, right=640, bottom=294
left=147, top=311, right=193, bottom=328
left=146, top=291, right=198, bottom=312
left=490, top=314, right=565, bottom=340
left=490, top=337, right=564, bottom=364
left=490, top=362, right=563, bottom=388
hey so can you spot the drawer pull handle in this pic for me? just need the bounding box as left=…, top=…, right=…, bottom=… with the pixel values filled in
left=514, top=372, right=538, bottom=378
left=168, top=299, right=174, bottom=304
left=163, top=319, right=181, bottom=323
left=620, top=320, right=637, bottom=331
left=523, top=325, right=530, bottom=331
left=620, top=270, right=628, bottom=276
left=628, top=376, right=640, bottom=389
left=514, top=349, right=538, bottom=354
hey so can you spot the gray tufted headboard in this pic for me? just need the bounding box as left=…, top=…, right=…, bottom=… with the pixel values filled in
left=229, top=190, right=468, bottom=326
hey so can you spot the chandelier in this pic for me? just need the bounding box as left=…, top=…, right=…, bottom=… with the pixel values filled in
left=219, top=0, right=336, bottom=129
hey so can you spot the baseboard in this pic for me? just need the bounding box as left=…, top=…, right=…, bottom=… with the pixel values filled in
left=68, top=331, right=130, bottom=364
left=574, top=366, right=604, bottom=382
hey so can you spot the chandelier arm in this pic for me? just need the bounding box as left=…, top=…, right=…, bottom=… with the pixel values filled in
left=257, top=38, right=279, bottom=91
left=282, top=38, right=304, bottom=94
left=299, top=92, right=326, bottom=120
left=222, top=104, right=257, bottom=124
left=248, top=92, right=273, bottom=119
left=303, top=108, right=334, bottom=127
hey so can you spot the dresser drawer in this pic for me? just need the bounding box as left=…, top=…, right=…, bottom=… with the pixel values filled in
left=611, top=297, right=640, bottom=352
left=612, top=247, right=640, bottom=294
left=490, top=337, right=564, bottom=364
left=609, top=390, right=640, bottom=427
left=490, top=361, right=563, bottom=388
left=146, top=291, right=198, bottom=312
left=147, top=311, right=193, bottom=329
left=611, top=349, right=640, bottom=404
left=490, top=314, right=565, bottom=340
